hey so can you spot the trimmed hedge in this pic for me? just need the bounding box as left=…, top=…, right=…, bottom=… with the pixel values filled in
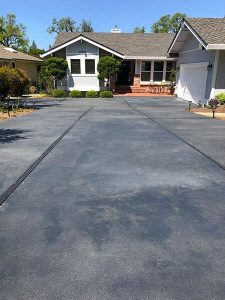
left=215, top=93, right=225, bottom=105
left=52, top=89, right=67, bottom=98
left=69, top=90, right=82, bottom=98
left=100, top=91, right=113, bottom=98
left=86, top=90, right=99, bottom=98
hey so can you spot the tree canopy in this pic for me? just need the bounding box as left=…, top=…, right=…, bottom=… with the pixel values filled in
left=97, top=56, right=121, bottom=90
left=152, top=13, right=187, bottom=33
left=133, top=26, right=145, bottom=33
left=47, top=17, right=94, bottom=34
left=28, top=40, right=45, bottom=56
left=0, top=13, right=29, bottom=50
left=80, top=19, right=94, bottom=32
left=47, top=17, right=78, bottom=34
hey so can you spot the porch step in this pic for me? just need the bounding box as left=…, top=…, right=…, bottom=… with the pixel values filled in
left=115, top=85, right=171, bottom=94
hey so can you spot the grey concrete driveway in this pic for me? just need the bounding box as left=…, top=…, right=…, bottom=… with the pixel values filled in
left=1, top=97, right=225, bottom=299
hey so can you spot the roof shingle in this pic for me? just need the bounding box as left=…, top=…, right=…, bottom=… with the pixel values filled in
left=0, top=45, right=43, bottom=62
left=52, top=32, right=175, bottom=57
left=185, top=18, right=225, bottom=45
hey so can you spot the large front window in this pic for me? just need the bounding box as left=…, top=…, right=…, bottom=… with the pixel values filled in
left=141, top=61, right=151, bottom=82
left=140, top=60, right=176, bottom=82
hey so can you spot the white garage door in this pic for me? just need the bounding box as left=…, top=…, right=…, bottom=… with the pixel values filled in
left=176, top=62, right=208, bottom=103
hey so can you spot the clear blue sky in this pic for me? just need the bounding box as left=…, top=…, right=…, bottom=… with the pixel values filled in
left=1, top=0, right=225, bottom=50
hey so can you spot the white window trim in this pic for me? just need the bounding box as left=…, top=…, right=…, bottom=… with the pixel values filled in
left=84, top=58, right=96, bottom=75
left=70, top=58, right=81, bottom=75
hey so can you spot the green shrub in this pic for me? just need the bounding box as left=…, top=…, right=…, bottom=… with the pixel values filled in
left=69, top=90, right=82, bottom=98
left=215, top=93, right=225, bottom=105
left=100, top=90, right=113, bottom=98
left=86, top=90, right=99, bottom=98
left=0, top=71, right=10, bottom=99
left=52, top=89, right=66, bottom=98
left=0, top=67, right=30, bottom=96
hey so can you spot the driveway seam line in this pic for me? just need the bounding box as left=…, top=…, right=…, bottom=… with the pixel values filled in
left=123, top=99, right=225, bottom=171
left=0, top=106, right=93, bottom=206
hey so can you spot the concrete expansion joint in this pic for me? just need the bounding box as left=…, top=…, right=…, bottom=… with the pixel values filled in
left=123, top=98, right=225, bottom=172
left=0, top=107, right=93, bottom=207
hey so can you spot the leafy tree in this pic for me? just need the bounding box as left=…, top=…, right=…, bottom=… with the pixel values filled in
left=0, top=13, right=29, bottom=50
left=152, top=13, right=187, bottom=33
left=47, top=17, right=94, bottom=34
left=28, top=40, right=45, bottom=56
left=80, top=19, right=94, bottom=32
left=40, top=57, right=68, bottom=89
left=47, top=17, right=78, bottom=34
left=152, top=15, right=171, bottom=33
left=133, top=26, right=145, bottom=33
left=97, top=56, right=121, bottom=90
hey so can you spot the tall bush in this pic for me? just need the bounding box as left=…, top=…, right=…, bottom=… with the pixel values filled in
left=40, top=57, right=68, bottom=89
left=97, top=56, right=121, bottom=90
left=0, top=71, right=10, bottom=99
left=0, top=67, right=30, bottom=96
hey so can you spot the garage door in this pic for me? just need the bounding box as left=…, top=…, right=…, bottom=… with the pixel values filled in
left=176, top=62, right=208, bottom=103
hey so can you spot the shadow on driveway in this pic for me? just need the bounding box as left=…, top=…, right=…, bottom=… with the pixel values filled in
left=0, top=128, right=31, bottom=144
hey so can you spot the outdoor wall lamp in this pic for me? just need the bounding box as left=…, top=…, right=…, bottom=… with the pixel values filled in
left=207, top=64, right=213, bottom=71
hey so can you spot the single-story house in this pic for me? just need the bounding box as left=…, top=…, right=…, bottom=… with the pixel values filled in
left=0, top=45, right=43, bottom=84
left=41, top=31, right=176, bottom=94
left=168, top=18, right=225, bottom=104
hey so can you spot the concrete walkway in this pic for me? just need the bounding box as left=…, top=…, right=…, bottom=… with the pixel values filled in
left=1, top=97, right=225, bottom=299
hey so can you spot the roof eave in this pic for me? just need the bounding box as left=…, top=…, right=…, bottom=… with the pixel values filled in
left=124, top=55, right=177, bottom=60
left=207, top=44, right=225, bottom=50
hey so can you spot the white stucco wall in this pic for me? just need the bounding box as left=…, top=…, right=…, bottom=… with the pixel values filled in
left=65, top=40, right=100, bottom=91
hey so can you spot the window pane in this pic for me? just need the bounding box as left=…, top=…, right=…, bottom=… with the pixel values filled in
left=166, top=61, right=176, bottom=71
left=154, top=62, right=164, bottom=72
left=166, top=62, right=173, bottom=72
left=166, top=72, right=171, bottom=81
left=85, top=59, right=95, bottom=74
left=71, top=59, right=80, bottom=74
left=141, top=72, right=151, bottom=82
left=141, top=61, right=151, bottom=72
left=153, top=72, right=163, bottom=81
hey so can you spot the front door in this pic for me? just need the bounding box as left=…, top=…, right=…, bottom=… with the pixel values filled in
left=116, top=61, right=134, bottom=85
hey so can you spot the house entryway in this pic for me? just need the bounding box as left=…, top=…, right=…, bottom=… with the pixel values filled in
left=116, top=61, right=135, bottom=86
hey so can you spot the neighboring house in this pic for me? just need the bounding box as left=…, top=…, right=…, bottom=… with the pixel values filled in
left=168, top=18, right=225, bottom=104
left=41, top=32, right=176, bottom=94
left=0, top=45, right=43, bottom=84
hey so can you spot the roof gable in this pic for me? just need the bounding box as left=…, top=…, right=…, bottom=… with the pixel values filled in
left=42, top=32, right=175, bottom=58
left=168, top=18, right=225, bottom=53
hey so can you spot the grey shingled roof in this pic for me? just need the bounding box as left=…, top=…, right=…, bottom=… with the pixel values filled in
left=52, top=32, right=175, bottom=57
left=0, top=45, right=43, bottom=62
left=185, top=18, right=225, bottom=45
